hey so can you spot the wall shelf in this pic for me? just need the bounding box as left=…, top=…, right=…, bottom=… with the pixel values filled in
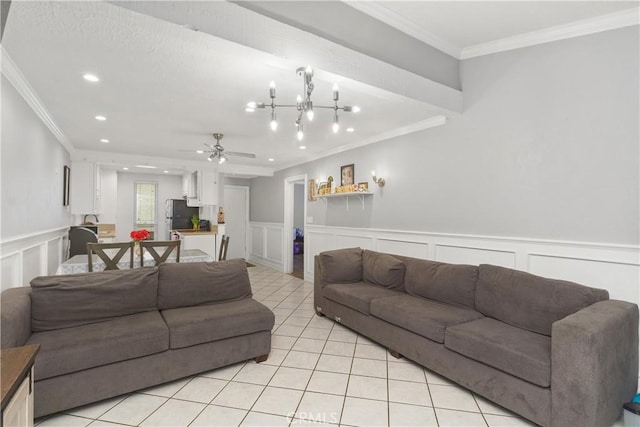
left=316, top=192, right=372, bottom=210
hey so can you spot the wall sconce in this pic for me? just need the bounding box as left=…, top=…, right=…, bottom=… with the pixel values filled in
left=371, top=170, right=385, bottom=187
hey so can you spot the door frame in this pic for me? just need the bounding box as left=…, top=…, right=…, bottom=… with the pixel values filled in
left=224, top=185, right=250, bottom=259
left=283, top=174, right=307, bottom=274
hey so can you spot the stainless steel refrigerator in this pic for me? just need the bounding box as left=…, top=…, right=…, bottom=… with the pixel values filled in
left=165, top=199, right=199, bottom=239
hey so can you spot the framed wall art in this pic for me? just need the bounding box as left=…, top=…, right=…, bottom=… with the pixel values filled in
left=63, top=165, right=70, bottom=206
left=340, top=164, right=354, bottom=186
left=308, top=179, right=317, bottom=201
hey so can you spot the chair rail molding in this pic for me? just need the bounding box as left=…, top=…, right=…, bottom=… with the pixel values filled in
left=1, top=227, right=70, bottom=291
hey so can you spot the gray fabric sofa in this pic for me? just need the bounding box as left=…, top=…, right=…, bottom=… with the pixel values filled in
left=1, top=259, right=274, bottom=418
left=314, top=248, right=638, bottom=427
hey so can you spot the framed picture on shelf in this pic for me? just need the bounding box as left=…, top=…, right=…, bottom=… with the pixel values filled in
left=358, top=182, right=369, bottom=192
left=63, top=165, right=70, bottom=206
left=341, top=164, right=354, bottom=186
left=308, top=179, right=317, bottom=201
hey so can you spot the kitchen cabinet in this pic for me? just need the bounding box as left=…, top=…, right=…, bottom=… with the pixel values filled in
left=70, top=161, right=101, bottom=214
left=186, top=170, right=218, bottom=207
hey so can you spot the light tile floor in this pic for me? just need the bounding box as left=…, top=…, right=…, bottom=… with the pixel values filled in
left=35, top=265, right=623, bottom=427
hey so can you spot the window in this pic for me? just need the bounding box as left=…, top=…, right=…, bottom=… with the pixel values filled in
left=135, top=182, right=157, bottom=239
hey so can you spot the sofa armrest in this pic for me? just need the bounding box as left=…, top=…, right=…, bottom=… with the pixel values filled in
left=1, top=287, right=33, bottom=348
left=551, top=300, right=638, bottom=427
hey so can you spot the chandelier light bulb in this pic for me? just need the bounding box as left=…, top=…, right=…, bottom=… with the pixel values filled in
left=352, top=106, right=361, bottom=113
left=269, top=81, right=276, bottom=89
left=247, top=102, right=257, bottom=109
left=305, top=66, right=313, bottom=74
left=306, top=109, right=314, bottom=121
left=332, top=122, right=340, bottom=134
left=218, top=157, right=226, bottom=164
left=297, top=129, right=304, bottom=141
left=270, top=119, right=278, bottom=131
left=296, top=95, right=302, bottom=104
left=333, top=84, right=339, bottom=101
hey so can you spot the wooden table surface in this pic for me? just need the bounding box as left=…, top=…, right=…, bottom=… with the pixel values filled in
left=1, top=344, right=40, bottom=411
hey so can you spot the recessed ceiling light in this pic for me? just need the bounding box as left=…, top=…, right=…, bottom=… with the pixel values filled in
left=83, top=74, right=99, bottom=82
left=123, top=167, right=129, bottom=170
left=100, top=139, right=109, bottom=143
left=299, top=146, right=306, bottom=150
left=196, top=150, right=204, bottom=154
left=163, top=170, right=169, bottom=174
left=95, top=115, right=106, bottom=121
left=268, top=158, right=275, bottom=162
left=135, top=165, right=157, bottom=169
left=346, top=127, right=355, bottom=133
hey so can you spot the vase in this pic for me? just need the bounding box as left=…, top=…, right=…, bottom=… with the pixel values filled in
left=134, top=242, right=144, bottom=257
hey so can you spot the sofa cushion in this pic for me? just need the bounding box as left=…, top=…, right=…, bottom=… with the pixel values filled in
left=401, top=257, right=478, bottom=309
left=157, top=259, right=252, bottom=310
left=161, top=299, right=275, bottom=349
left=362, top=250, right=406, bottom=291
left=370, top=294, right=484, bottom=343
left=323, top=282, right=404, bottom=315
left=445, top=317, right=551, bottom=387
left=318, top=248, right=362, bottom=284
left=26, top=311, right=168, bottom=380
left=30, top=268, right=159, bottom=332
left=476, top=264, right=609, bottom=336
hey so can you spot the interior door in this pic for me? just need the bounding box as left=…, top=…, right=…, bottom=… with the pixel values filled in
left=223, top=186, right=248, bottom=260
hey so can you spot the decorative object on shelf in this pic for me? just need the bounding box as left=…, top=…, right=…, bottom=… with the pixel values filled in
left=217, top=207, right=225, bottom=224
left=341, top=164, right=354, bottom=186
left=130, top=229, right=150, bottom=257
left=246, top=66, right=360, bottom=140
left=358, top=182, right=369, bottom=192
left=63, top=165, right=70, bottom=206
left=190, top=214, right=200, bottom=231
left=371, top=170, right=385, bottom=187
left=308, top=179, right=317, bottom=201
left=318, top=181, right=328, bottom=195
left=327, top=176, right=334, bottom=193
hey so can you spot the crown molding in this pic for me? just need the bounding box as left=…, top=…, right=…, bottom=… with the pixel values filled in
left=345, top=1, right=462, bottom=59
left=461, top=7, right=640, bottom=60
left=275, top=114, right=447, bottom=172
left=1, top=48, right=75, bottom=154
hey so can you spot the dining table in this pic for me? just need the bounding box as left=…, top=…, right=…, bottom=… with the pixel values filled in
left=56, top=248, right=214, bottom=275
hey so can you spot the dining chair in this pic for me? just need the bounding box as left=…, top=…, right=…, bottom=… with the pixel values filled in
left=69, top=226, right=98, bottom=258
left=86, top=242, right=134, bottom=272
left=139, top=240, right=181, bottom=266
left=218, top=235, right=230, bottom=261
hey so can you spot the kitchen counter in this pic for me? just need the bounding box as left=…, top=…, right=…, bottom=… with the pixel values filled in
left=173, top=225, right=225, bottom=260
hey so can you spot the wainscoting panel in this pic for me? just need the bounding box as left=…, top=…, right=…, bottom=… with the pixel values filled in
left=1, top=227, right=69, bottom=291
left=435, top=244, right=516, bottom=268
left=528, top=254, right=639, bottom=303
left=251, top=226, right=265, bottom=258
left=376, top=238, right=429, bottom=259
left=248, top=222, right=284, bottom=271
left=334, top=234, right=374, bottom=250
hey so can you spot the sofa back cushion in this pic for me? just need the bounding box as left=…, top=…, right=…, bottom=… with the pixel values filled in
left=362, top=250, right=405, bottom=291
left=402, top=257, right=478, bottom=309
left=476, top=264, right=609, bottom=336
left=318, top=248, right=362, bottom=285
left=31, top=267, right=159, bottom=332
left=157, top=259, right=252, bottom=310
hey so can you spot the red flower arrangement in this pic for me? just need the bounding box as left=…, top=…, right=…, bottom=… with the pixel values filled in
left=130, top=229, right=150, bottom=241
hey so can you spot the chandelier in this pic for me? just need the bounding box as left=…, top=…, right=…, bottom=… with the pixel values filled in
left=246, top=66, right=360, bottom=141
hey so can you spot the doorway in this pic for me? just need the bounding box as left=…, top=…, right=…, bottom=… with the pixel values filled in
left=283, top=174, right=306, bottom=279
left=223, top=185, right=249, bottom=260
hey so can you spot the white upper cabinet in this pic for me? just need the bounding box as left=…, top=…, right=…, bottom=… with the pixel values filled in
left=186, top=170, right=218, bottom=207
left=70, top=161, right=101, bottom=214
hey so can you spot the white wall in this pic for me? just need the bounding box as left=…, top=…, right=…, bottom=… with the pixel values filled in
left=1, top=75, right=71, bottom=289
left=250, top=26, right=639, bottom=246
left=116, top=172, right=183, bottom=241
left=294, top=183, right=304, bottom=231
left=1, top=76, right=71, bottom=238
left=99, top=168, right=118, bottom=224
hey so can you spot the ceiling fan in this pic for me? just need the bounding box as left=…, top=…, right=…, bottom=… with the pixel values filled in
left=189, top=133, right=256, bottom=164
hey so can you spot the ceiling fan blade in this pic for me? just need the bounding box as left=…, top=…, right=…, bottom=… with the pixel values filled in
left=177, top=149, right=205, bottom=152
left=226, top=151, right=256, bottom=158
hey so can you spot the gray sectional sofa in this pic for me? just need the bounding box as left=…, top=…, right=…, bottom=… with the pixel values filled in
left=314, top=248, right=638, bottom=427
left=1, top=259, right=275, bottom=418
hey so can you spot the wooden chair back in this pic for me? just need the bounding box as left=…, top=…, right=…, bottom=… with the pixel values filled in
left=86, top=242, right=134, bottom=272
left=218, top=235, right=230, bottom=261
left=140, top=240, right=181, bottom=266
